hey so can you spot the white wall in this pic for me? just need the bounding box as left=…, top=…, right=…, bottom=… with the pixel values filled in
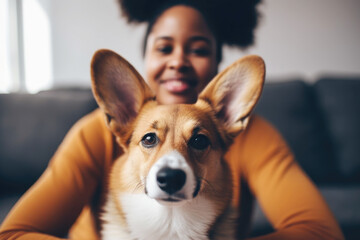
left=48, top=0, right=146, bottom=87
left=35, top=0, right=360, bottom=88
left=224, top=0, right=360, bottom=82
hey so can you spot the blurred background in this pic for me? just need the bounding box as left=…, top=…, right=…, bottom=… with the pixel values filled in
left=1, top=1, right=360, bottom=238
left=1, top=0, right=360, bottom=93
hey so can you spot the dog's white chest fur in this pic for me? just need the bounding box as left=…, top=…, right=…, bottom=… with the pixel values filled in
left=101, top=193, right=218, bottom=240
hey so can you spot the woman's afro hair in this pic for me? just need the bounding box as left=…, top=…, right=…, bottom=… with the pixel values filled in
left=117, top=0, right=262, bottom=49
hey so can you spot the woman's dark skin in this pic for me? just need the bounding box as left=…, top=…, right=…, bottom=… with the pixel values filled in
left=144, top=5, right=218, bottom=104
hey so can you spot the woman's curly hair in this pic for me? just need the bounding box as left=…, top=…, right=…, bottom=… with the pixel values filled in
left=117, top=0, right=262, bottom=61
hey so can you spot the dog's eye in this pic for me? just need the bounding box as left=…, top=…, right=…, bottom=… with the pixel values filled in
left=141, top=133, right=159, bottom=148
left=189, top=134, right=210, bottom=150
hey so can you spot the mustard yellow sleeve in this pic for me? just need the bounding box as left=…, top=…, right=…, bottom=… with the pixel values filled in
left=0, top=109, right=113, bottom=240
left=235, top=116, right=344, bottom=240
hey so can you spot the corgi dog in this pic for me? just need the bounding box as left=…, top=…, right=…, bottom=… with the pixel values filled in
left=90, top=49, right=265, bottom=240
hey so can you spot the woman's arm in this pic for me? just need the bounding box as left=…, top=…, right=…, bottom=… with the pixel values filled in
left=0, top=109, right=113, bottom=239
left=236, top=116, right=344, bottom=240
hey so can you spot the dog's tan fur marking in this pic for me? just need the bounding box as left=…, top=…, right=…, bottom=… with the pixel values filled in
left=91, top=49, right=265, bottom=239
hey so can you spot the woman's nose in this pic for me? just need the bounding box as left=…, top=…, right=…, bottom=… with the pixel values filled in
left=168, top=50, right=191, bottom=71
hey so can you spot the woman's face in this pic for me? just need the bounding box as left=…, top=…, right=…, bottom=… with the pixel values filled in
left=144, top=5, right=218, bottom=104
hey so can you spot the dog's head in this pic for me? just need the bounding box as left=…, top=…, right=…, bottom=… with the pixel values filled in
left=91, top=49, right=264, bottom=206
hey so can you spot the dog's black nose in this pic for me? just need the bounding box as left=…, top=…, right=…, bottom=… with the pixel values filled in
left=156, top=167, right=186, bottom=195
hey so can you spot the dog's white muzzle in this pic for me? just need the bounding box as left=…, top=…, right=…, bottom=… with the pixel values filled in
left=145, top=150, right=198, bottom=205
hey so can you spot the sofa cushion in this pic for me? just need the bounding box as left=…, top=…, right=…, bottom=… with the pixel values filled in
left=254, top=80, right=338, bottom=184
left=0, top=88, right=98, bottom=190
left=250, top=186, right=360, bottom=240
left=0, top=194, right=21, bottom=223
left=315, top=78, right=360, bottom=182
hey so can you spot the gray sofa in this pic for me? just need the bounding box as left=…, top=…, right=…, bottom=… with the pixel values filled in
left=1, top=77, right=359, bottom=239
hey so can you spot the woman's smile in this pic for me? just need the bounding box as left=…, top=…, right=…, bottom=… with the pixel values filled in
left=144, top=5, right=218, bottom=104
left=160, top=77, right=197, bottom=93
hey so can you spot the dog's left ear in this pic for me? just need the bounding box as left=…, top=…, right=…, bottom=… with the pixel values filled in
left=199, top=55, right=265, bottom=137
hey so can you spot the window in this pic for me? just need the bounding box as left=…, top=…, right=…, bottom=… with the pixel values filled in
left=0, top=0, right=53, bottom=93
left=0, top=0, right=18, bottom=93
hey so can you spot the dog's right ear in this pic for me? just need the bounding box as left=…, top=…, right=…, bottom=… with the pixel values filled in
left=91, top=49, right=154, bottom=138
left=199, top=55, right=265, bottom=141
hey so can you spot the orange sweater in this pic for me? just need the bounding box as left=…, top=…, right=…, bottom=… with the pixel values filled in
left=0, top=109, right=344, bottom=240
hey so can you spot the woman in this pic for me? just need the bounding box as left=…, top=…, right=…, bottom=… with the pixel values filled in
left=0, top=1, right=344, bottom=239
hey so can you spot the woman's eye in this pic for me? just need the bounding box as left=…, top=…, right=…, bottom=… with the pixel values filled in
left=156, top=46, right=172, bottom=54
left=188, top=134, right=210, bottom=150
left=141, top=133, right=159, bottom=148
left=190, top=48, right=210, bottom=56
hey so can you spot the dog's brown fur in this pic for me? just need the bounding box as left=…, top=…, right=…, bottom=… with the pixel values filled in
left=91, top=49, right=265, bottom=240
